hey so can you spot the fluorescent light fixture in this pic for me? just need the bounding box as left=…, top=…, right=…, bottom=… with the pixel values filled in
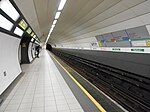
left=50, top=29, right=53, bottom=32
left=53, top=20, right=57, bottom=25
left=45, top=35, right=50, bottom=44
left=33, top=35, right=36, bottom=38
left=26, top=27, right=32, bottom=34
left=51, top=26, right=54, bottom=30
left=50, top=26, right=54, bottom=33
left=19, top=19, right=28, bottom=30
left=31, top=32, right=34, bottom=37
left=45, top=29, right=52, bottom=44
left=14, top=27, right=24, bottom=36
left=35, top=41, right=39, bottom=44
left=31, top=38, right=34, bottom=42
left=55, top=12, right=61, bottom=19
left=0, top=14, right=13, bottom=31
left=0, top=0, right=20, bottom=21
left=51, top=24, right=55, bottom=28
left=50, top=28, right=53, bottom=33
left=58, top=0, right=67, bottom=10
left=45, top=0, right=67, bottom=44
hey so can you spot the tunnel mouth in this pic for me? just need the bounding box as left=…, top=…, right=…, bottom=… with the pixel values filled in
left=46, top=44, right=52, bottom=51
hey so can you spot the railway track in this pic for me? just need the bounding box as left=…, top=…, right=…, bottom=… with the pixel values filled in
left=52, top=49, right=150, bottom=112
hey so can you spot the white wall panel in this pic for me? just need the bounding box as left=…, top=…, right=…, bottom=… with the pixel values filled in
left=31, top=43, right=36, bottom=58
left=0, top=32, right=22, bottom=95
left=18, top=45, right=21, bottom=63
left=28, top=42, right=33, bottom=62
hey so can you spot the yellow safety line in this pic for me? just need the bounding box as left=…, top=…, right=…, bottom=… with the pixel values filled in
left=50, top=54, right=107, bottom=112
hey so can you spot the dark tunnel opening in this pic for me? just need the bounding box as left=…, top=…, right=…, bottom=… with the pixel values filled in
left=46, top=44, right=52, bottom=51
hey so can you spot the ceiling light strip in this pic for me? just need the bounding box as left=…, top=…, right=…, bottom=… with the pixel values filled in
left=55, top=12, right=61, bottom=19
left=45, top=0, right=67, bottom=44
left=58, top=0, right=67, bottom=10
left=58, top=0, right=66, bottom=10
left=53, top=20, right=57, bottom=25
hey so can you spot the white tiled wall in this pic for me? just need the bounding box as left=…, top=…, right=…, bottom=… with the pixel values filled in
left=0, top=32, right=22, bottom=95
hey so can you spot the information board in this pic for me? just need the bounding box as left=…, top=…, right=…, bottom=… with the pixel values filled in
left=112, top=30, right=129, bottom=41
left=126, top=26, right=150, bottom=40
left=95, top=26, right=150, bottom=47
left=95, top=35, right=106, bottom=46
left=95, top=35, right=103, bottom=41
left=132, top=40, right=147, bottom=47
left=102, top=33, right=113, bottom=42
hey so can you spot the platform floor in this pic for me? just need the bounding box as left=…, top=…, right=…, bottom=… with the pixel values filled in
left=50, top=52, right=126, bottom=112
left=0, top=50, right=127, bottom=112
left=0, top=50, right=84, bottom=112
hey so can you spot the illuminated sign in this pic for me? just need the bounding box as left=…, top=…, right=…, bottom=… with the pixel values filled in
left=31, top=32, right=34, bottom=37
left=19, top=19, right=28, bottom=30
left=26, top=27, right=32, bottom=34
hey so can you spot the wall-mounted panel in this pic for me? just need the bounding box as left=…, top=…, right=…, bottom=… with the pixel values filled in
left=31, top=43, right=36, bottom=58
left=28, top=42, right=33, bottom=62
left=0, top=32, right=22, bottom=95
left=105, top=41, right=131, bottom=47
left=95, top=26, right=150, bottom=47
left=112, top=30, right=128, bottom=41
left=126, top=26, right=150, bottom=40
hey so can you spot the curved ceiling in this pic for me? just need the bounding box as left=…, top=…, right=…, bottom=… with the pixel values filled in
left=14, top=0, right=147, bottom=44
